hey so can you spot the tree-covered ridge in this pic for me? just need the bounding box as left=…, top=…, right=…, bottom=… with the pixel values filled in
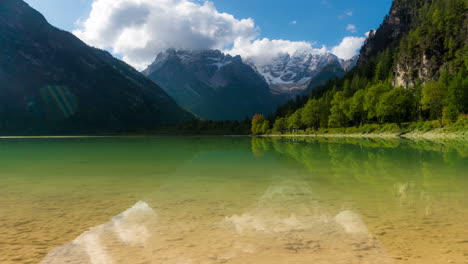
left=256, top=0, right=467, bottom=135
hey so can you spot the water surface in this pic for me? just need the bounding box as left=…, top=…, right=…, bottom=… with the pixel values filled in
left=0, top=136, right=467, bottom=264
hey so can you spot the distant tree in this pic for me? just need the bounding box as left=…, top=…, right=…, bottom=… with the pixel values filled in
left=343, top=79, right=352, bottom=97
left=442, top=105, right=459, bottom=125
left=374, top=61, right=384, bottom=83
left=350, top=74, right=361, bottom=93
left=374, top=49, right=392, bottom=82
left=364, top=83, right=390, bottom=121
left=273, top=117, right=287, bottom=133
left=445, top=70, right=468, bottom=117
left=377, top=88, right=415, bottom=125
left=328, top=92, right=348, bottom=128
left=318, top=98, right=331, bottom=128
left=301, top=99, right=321, bottom=130
left=251, top=114, right=265, bottom=135
left=421, top=81, right=447, bottom=124
left=346, top=89, right=366, bottom=126
left=288, top=109, right=303, bottom=131
left=260, top=120, right=271, bottom=134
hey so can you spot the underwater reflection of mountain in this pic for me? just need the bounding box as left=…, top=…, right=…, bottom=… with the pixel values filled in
left=0, top=136, right=257, bottom=263
left=1, top=136, right=467, bottom=264
left=41, top=183, right=394, bottom=263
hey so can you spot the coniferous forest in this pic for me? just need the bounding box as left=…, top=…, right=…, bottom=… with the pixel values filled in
left=252, top=0, right=467, bottom=135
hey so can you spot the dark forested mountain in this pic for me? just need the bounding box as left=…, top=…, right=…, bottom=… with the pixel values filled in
left=262, top=0, right=467, bottom=134
left=143, top=49, right=277, bottom=121
left=0, top=0, right=193, bottom=135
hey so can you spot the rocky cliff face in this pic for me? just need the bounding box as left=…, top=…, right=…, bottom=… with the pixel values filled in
left=358, top=0, right=429, bottom=65
left=144, top=49, right=356, bottom=120
left=341, top=55, right=359, bottom=72
left=358, top=0, right=466, bottom=88
left=143, top=49, right=276, bottom=120
left=0, top=0, right=193, bottom=135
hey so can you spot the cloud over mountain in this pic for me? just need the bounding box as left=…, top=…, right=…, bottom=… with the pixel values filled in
left=74, top=0, right=367, bottom=69
left=331, top=36, right=366, bottom=60
left=226, top=38, right=327, bottom=66
left=74, top=0, right=258, bottom=69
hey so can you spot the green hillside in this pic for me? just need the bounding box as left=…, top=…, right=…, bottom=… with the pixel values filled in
left=255, top=0, right=467, bottom=135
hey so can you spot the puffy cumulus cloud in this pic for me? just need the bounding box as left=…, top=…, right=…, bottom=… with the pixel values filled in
left=331, top=36, right=366, bottom=60
left=74, top=0, right=258, bottom=70
left=74, top=0, right=367, bottom=69
left=226, top=38, right=327, bottom=66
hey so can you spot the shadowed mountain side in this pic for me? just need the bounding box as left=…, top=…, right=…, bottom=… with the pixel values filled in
left=143, top=49, right=277, bottom=121
left=0, top=0, right=194, bottom=135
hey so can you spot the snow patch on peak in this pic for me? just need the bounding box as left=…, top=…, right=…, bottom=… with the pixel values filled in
left=143, top=49, right=238, bottom=76
left=248, top=51, right=343, bottom=92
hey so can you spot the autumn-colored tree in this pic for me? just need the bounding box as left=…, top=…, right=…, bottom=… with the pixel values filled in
left=251, top=114, right=265, bottom=135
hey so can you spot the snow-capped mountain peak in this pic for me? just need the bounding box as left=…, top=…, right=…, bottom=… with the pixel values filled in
left=246, top=51, right=350, bottom=94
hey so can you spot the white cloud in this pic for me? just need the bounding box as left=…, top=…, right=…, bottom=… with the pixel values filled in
left=346, top=24, right=357, bottom=33
left=365, top=30, right=374, bottom=37
left=339, top=10, right=353, bottom=19
left=74, top=0, right=258, bottom=70
left=331, top=36, right=366, bottom=60
left=74, top=0, right=366, bottom=69
left=290, top=20, right=297, bottom=25
left=226, top=38, right=327, bottom=66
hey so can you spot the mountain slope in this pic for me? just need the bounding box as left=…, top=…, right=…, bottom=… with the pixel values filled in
left=267, top=0, right=467, bottom=133
left=359, top=0, right=467, bottom=87
left=143, top=49, right=356, bottom=121
left=143, top=49, right=276, bottom=120
left=0, top=0, right=193, bottom=135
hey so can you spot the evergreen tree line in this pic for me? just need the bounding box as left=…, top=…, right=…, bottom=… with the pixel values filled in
left=252, top=0, right=467, bottom=135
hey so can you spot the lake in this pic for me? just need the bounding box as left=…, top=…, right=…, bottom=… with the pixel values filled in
left=0, top=136, right=467, bottom=264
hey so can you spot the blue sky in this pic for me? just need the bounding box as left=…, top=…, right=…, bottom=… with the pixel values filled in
left=212, top=0, right=392, bottom=48
left=24, top=0, right=392, bottom=69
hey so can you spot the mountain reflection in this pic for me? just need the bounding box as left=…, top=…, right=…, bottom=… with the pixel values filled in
left=222, top=179, right=393, bottom=263
left=41, top=201, right=157, bottom=264
left=15, top=137, right=466, bottom=264
left=42, top=181, right=394, bottom=264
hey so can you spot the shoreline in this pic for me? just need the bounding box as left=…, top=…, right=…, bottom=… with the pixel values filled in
left=261, top=131, right=467, bottom=141
left=0, top=132, right=465, bottom=141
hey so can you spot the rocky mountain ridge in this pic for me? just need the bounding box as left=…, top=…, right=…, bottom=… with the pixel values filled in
left=144, top=48, right=358, bottom=120
left=143, top=49, right=276, bottom=120
left=248, top=51, right=357, bottom=95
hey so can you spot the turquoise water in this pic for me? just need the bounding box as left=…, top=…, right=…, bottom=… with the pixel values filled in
left=0, top=136, right=467, bottom=263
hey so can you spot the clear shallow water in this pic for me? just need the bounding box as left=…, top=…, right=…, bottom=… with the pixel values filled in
left=0, top=136, right=467, bottom=264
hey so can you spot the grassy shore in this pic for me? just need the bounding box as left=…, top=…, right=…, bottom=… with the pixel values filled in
left=264, top=130, right=466, bottom=140
left=263, top=119, right=468, bottom=141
